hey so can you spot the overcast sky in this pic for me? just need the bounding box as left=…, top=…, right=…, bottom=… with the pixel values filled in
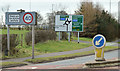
left=0, top=0, right=119, bottom=21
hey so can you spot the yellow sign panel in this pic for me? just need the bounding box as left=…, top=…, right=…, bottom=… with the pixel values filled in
left=95, top=48, right=104, bottom=58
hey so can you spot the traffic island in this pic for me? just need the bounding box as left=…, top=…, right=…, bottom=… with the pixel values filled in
left=84, top=59, right=120, bottom=68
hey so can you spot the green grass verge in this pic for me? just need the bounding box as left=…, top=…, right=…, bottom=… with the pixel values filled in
left=72, top=36, right=92, bottom=42
left=25, top=50, right=94, bottom=64
left=1, top=40, right=92, bottom=59
left=0, top=62, right=27, bottom=68
left=34, top=40, right=92, bottom=53
left=25, top=46, right=118, bottom=64
left=1, top=29, right=29, bottom=34
left=118, top=42, right=120, bottom=44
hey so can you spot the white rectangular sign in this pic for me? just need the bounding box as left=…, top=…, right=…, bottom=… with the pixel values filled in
left=9, top=14, right=20, bottom=23
left=55, top=15, right=72, bottom=32
left=55, top=15, right=83, bottom=32
left=6, top=12, right=37, bottom=25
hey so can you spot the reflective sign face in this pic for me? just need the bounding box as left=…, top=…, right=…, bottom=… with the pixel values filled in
left=23, top=13, right=33, bottom=24
left=92, top=34, right=106, bottom=48
left=55, top=15, right=83, bottom=32
left=5, top=12, right=36, bottom=25
left=72, top=15, right=83, bottom=31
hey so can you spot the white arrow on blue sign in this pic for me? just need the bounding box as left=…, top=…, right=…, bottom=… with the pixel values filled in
left=92, top=34, right=106, bottom=48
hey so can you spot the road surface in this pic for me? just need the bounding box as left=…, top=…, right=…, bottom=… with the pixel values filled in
left=7, top=49, right=119, bottom=69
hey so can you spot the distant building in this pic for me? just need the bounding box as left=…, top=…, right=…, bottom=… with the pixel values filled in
left=118, top=1, right=120, bottom=24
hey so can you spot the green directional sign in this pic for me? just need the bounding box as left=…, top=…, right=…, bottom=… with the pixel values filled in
left=72, top=15, right=83, bottom=32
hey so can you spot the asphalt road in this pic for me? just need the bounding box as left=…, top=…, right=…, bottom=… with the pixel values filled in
left=7, top=49, right=119, bottom=69
left=33, top=49, right=119, bottom=67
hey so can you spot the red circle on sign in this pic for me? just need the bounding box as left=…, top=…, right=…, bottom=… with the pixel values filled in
left=23, top=13, right=33, bottom=24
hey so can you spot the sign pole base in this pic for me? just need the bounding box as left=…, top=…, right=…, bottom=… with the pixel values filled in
left=95, top=58, right=105, bottom=61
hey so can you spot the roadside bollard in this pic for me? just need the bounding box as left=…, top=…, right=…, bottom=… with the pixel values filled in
left=92, top=34, right=106, bottom=61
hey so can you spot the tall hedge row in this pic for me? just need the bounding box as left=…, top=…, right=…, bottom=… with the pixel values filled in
left=25, top=30, right=56, bottom=45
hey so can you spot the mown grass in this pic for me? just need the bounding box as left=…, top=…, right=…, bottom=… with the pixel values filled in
left=34, top=40, right=92, bottom=53
left=1, top=29, right=29, bottom=34
left=25, top=46, right=118, bottom=64
left=118, top=42, right=120, bottom=44
left=2, top=40, right=92, bottom=59
left=0, top=62, right=27, bottom=68
left=72, top=36, right=92, bottom=42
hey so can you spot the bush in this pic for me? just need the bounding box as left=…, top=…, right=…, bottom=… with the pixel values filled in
left=25, top=30, right=56, bottom=45
left=61, top=32, right=68, bottom=40
left=1, top=34, right=19, bottom=55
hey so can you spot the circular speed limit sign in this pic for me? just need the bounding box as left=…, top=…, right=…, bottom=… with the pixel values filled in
left=23, top=13, right=33, bottom=24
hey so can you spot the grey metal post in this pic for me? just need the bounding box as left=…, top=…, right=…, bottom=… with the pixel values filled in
left=7, top=25, right=10, bottom=51
left=68, top=32, right=70, bottom=42
left=32, top=25, right=35, bottom=59
left=59, top=32, right=60, bottom=41
left=78, top=32, right=79, bottom=43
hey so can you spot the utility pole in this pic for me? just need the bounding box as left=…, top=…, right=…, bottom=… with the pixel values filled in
left=30, top=0, right=31, bottom=12
left=52, top=4, right=54, bottom=29
left=110, top=0, right=111, bottom=14
left=118, top=1, right=120, bottom=43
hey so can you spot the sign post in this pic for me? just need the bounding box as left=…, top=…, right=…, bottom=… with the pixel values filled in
left=68, top=32, right=70, bottom=42
left=92, top=34, right=106, bottom=61
left=5, top=11, right=37, bottom=59
left=78, top=32, right=79, bottom=43
left=55, top=15, right=83, bottom=42
left=59, top=32, right=61, bottom=41
left=7, top=25, right=10, bottom=56
left=22, top=12, right=36, bottom=59
left=32, top=25, right=35, bottom=59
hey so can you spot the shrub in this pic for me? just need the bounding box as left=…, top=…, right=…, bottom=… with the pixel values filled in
left=25, top=30, right=56, bottom=45
left=1, top=34, right=19, bottom=55
left=62, top=32, right=68, bottom=40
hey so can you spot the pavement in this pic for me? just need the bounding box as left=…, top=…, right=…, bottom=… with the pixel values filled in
left=1, top=40, right=119, bottom=62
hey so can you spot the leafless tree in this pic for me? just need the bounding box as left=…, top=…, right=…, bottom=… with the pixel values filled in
left=1, top=5, right=10, bottom=28
left=1, top=5, right=10, bottom=12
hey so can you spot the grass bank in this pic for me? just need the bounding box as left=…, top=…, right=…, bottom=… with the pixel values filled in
left=72, top=36, right=92, bottom=42
left=25, top=46, right=118, bottom=64
left=1, top=29, right=29, bottom=34
left=2, top=40, right=92, bottom=59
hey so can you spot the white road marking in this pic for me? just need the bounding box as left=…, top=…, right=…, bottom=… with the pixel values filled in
left=32, top=67, right=37, bottom=69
